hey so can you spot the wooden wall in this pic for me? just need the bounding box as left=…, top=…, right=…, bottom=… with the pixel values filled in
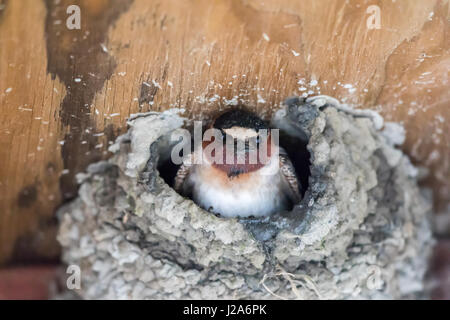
left=0, top=0, right=449, bottom=264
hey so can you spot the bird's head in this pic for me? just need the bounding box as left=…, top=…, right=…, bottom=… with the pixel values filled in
left=203, top=109, right=274, bottom=177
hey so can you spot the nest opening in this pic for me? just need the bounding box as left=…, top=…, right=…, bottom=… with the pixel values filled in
left=155, top=115, right=312, bottom=217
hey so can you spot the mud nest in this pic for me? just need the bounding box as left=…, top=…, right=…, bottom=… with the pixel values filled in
left=57, top=96, right=434, bottom=299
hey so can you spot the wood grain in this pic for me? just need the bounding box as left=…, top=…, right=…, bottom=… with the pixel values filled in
left=0, top=0, right=65, bottom=264
left=0, top=0, right=448, bottom=264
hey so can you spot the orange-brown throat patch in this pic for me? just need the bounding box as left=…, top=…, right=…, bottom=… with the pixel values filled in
left=212, top=161, right=265, bottom=178
left=207, top=142, right=272, bottom=178
left=202, top=131, right=273, bottom=177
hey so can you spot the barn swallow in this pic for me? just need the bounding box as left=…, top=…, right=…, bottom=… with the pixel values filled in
left=174, top=109, right=301, bottom=218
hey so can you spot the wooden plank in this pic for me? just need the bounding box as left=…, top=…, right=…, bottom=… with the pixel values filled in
left=0, top=0, right=448, bottom=264
left=0, top=0, right=66, bottom=264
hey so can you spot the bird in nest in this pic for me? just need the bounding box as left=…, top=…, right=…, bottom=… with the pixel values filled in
left=174, top=108, right=301, bottom=218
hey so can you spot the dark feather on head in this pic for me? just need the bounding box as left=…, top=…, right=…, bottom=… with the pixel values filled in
left=213, top=108, right=268, bottom=131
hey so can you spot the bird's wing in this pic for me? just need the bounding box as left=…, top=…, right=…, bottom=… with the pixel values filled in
left=279, top=152, right=302, bottom=203
left=173, top=156, right=193, bottom=193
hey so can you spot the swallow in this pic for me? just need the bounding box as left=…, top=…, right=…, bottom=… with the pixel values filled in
left=174, top=109, right=301, bottom=218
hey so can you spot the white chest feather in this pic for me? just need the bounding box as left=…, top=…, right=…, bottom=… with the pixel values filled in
left=184, top=162, right=290, bottom=218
